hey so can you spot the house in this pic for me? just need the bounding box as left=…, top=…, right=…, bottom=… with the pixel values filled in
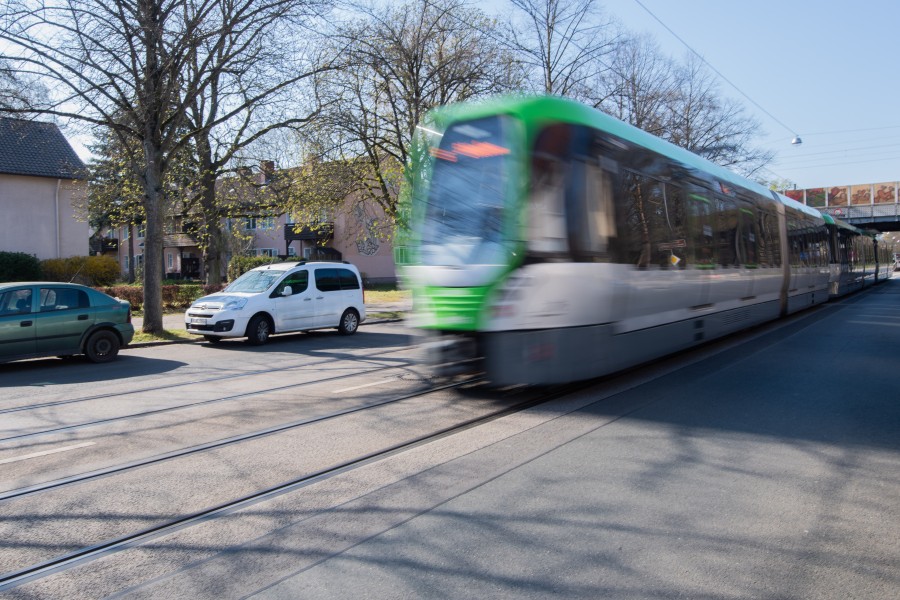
left=102, top=161, right=398, bottom=284
left=0, top=117, right=88, bottom=259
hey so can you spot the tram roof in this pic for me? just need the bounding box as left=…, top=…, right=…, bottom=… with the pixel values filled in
left=430, top=95, right=823, bottom=221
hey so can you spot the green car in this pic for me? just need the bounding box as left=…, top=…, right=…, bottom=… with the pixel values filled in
left=0, top=282, right=135, bottom=364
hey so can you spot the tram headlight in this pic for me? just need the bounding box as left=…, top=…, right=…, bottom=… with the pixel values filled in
left=489, top=273, right=532, bottom=319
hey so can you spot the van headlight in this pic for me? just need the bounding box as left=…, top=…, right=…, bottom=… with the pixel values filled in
left=222, top=297, right=248, bottom=311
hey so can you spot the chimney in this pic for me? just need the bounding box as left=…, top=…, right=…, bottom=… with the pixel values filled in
left=260, top=160, right=275, bottom=184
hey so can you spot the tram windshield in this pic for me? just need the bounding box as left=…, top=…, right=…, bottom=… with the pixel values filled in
left=420, top=116, right=514, bottom=266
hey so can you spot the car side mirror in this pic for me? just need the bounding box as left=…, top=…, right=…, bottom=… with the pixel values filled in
left=282, top=285, right=293, bottom=297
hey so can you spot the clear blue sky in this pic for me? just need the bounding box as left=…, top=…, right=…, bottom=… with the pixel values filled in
left=607, top=0, right=900, bottom=189
left=66, top=0, right=899, bottom=191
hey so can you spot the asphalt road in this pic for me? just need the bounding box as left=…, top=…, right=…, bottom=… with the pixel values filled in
left=2, top=283, right=899, bottom=599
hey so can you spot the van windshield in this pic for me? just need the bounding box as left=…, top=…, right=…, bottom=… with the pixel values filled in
left=224, top=269, right=287, bottom=293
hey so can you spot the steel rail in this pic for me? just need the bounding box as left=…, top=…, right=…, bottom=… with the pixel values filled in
left=0, top=379, right=579, bottom=592
left=0, top=376, right=486, bottom=502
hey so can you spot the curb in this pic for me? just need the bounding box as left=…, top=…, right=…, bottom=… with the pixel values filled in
left=125, top=315, right=406, bottom=349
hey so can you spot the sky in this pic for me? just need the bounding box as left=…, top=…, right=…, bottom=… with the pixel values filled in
left=604, top=0, right=900, bottom=190
left=62, top=0, right=900, bottom=192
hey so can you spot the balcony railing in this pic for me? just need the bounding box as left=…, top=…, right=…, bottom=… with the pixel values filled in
left=284, top=222, right=334, bottom=241
left=90, top=238, right=119, bottom=254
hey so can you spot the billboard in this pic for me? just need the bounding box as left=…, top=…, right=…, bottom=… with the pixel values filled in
left=782, top=182, right=898, bottom=207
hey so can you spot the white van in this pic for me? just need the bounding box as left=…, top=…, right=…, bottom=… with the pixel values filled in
left=185, top=261, right=366, bottom=345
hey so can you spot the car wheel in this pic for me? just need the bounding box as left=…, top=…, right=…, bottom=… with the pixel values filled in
left=203, top=335, right=223, bottom=344
left=245, top=315, right=272, bottom=345
left=84, top=330, right=120, bottom=363
left=338, top=309, right=359, bottom=335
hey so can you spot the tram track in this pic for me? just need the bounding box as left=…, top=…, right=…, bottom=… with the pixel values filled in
left=0, top=376, right=483, bottom=502
left=0, top=355, right=425, bottom=445
left=0, top=342, right=419, bottom=417
left=0, top=379, right=581, bottom=592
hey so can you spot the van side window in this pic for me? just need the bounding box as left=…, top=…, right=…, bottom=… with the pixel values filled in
left=314, top=268, right=341, bottom=292
left=337, top=269, right=360, bottom=290
left=275, top=271, right=308, bottom=296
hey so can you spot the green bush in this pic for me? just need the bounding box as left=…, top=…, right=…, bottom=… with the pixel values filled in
left=226, top=255, right=281, bottom=281
left=0, top=251, right=42, bottom=282
left=41, top=255, right=121, bottom=286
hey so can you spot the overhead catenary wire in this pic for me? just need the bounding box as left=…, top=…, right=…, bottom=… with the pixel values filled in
left=631, top=0, right=801, bottom=141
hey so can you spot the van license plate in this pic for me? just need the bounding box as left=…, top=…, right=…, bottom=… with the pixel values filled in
left=190, top=317, right=207, bottom=325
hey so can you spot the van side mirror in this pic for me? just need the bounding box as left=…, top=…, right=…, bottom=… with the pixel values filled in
left=281, top=285, right=293, bottom=297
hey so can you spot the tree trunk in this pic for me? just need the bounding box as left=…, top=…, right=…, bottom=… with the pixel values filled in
left=127, top=223, right=136, bottom=284
left=141, top=144, right=165, bottom=333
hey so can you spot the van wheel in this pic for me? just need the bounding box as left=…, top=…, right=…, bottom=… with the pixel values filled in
left=84, top=330, right=120, bottom=363
left=246, top=315, right=272, bottom=345
left=338, top=309, right=359, bottom=335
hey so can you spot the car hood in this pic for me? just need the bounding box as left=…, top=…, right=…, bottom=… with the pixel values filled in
left=190, top=293, right=255, bottom=310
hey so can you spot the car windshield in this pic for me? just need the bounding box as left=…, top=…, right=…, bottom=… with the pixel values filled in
left=224, top=269, right=287, bottom=293
left=420, top=115, right=515, bottom=267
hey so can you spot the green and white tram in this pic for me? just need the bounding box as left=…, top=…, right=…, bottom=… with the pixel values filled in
left=402, top=95, right=884, bottom=385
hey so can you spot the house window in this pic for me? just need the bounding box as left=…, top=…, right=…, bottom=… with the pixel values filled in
left=167, top=253, right=174, bottom=269
left=245, top=217, right=257, bottom=230
left=258, top=217, right=275, bottom=230
left=136, top=224, right=146, bottom=238
left=287, top=246, right=297, bottom=257
left=257, top=248, right=277, bottom=257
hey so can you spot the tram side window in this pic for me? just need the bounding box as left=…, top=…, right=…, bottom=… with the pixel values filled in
left=814, top=227, right=828, bottom=267
left=661, top=183, right=688, bottom=269
left=757, top=210, right=781, bottom=267
left=715, top=195, right=739, bottom=267
left=786, top=211, right=806, bottom=267
left=617, top=170, right=681, bottom=268
left=528, top=125, right=570, bottom=256
left=737, top=203, right=759, bottom=267
left=567, top=160, right=615, bottom=259
left=689, top=194, right=716, bottom=268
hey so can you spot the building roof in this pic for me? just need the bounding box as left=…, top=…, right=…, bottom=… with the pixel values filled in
left=0, top=117, right=86, bottom=180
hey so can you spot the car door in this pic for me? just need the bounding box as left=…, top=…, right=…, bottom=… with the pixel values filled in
left=0, top=287, right=36, bottom=359
left=35, top=287, right=95, bottom=355
left=271, top=270, right=316, bottom=331
left=312, top=268, right=343, bottom=327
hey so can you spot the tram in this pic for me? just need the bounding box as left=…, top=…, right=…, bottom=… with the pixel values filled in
left=401, top=95, right=890, bottom=385
left=822, top=215, right=891, bottom=297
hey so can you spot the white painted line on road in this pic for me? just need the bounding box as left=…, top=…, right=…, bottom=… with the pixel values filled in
left=848, top=320, right=900, bottom=326
left=0, top=441, right=96, bottom=465
left=333, top=377, right=400, bottom=394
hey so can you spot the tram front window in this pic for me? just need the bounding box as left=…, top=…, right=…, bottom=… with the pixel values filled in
left=421, top=116, right=514, bottom=266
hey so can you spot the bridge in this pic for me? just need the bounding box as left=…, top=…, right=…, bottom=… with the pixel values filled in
left=782, top=183, right=900, bottom=231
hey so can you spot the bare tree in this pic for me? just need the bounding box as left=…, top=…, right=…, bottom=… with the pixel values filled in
left=180, top=5, right=333, bottom=285
left=0, top=0, right=331, bottom=332
left=0, top=58, right=47, bottom=111
left=593, top=36, right=772, bottom=176
left=665, top=55, right=773, bottom=176
left=593, top=34, right=676, bottom=136
left=315, top=0, right=523, bottom=234
left=502, top=0, right=617, bottom=101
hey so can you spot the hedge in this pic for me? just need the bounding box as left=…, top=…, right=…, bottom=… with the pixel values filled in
left=99, top=283, right=224, bottom=312
left=0, top=251, right=42, bottom=282
left=41, top=255, right=120, bottom=286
